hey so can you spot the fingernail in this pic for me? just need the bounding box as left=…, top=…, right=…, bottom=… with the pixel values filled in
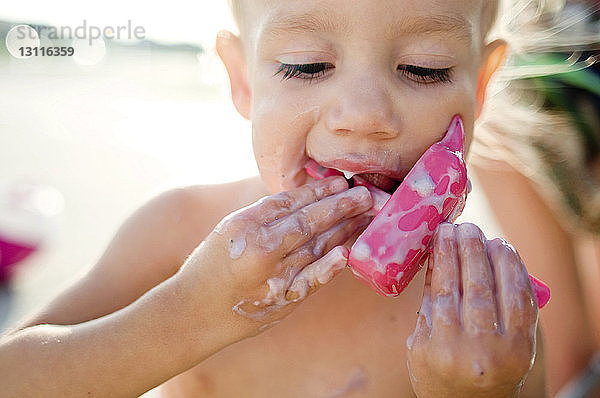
left=435, top=222, right=455, bottom=238
left=329, top=176, right=348, bottom=192
left=456, top=222, right=484, bottom=242
left=337, top=187, right=371, bottom=212
left=348, top=186, right=371, bottom=201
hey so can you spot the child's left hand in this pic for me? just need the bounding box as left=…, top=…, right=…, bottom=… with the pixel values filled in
left=407, top=223, right=538, bottom=398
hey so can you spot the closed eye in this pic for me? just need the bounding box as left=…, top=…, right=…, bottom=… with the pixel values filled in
left=274, top=62, right=334, bottom=81
left=398, top=65, right=453, bottom=85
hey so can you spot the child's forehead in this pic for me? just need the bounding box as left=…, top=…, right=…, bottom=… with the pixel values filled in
left=241, top=0, right=492, bottom=40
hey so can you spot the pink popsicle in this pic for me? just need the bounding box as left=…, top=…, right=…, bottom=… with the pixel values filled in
left=304, top=116, right=550, bottom=307
left=529, top=274, right=551, bottom=308
left=347, top=115, right=468, bottom=296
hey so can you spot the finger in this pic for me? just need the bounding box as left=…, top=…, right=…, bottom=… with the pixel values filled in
left=487, top=238, right=537, bottom=335
left=311, top=213, right=373, bottom=258
left=281, top=214, right=372, bottom=278
left=431, top=223, right=461, bottom=332
left=285, top=246, right=349, bottom=301
left=456, top=223, right=500, bottom=335
left=257, top=176, right=348, bottom=224
left=266, top=186, right=372, bottom=254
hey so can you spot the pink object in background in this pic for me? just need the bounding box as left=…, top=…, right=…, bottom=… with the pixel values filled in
left=0, top=239, right=38, bottom=281
left=0, top=181, right=64, bottom=282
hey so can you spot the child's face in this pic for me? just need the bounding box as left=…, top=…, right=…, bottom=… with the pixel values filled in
left=220, top=0, right=503, bottom=194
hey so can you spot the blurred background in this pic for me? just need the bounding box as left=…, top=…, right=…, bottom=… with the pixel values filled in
left=0, top=1, right=258, bottom=330
left=0, top=2, right=502, bottom=394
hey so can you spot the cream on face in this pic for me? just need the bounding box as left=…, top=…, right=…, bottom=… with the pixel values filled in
left=244, top=0, right=485, bottom=198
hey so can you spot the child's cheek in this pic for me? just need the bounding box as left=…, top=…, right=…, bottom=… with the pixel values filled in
left=251, top=96, right=319, bottom=193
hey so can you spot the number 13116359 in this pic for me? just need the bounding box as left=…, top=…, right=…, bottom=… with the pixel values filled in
left=19, top=47, right=74, bottom=57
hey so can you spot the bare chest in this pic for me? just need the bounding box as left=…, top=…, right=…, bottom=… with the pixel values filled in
left=161, top=270, right=424, bottom=398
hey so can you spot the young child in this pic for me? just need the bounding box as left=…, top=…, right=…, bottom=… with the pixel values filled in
left=0, top=0, right=545, bottom=396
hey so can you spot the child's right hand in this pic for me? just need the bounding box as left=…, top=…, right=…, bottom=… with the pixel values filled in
left=177, top=176, right=373, bottom=336
left=406, top=223, right=538, bottom=398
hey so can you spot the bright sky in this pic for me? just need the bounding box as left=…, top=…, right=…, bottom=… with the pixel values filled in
left=0, top=0, right=237, bottom=48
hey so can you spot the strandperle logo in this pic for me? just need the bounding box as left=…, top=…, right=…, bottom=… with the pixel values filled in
left=11, top=20, right=146, bottom=45
left=5, top=21, right=146, bottom=60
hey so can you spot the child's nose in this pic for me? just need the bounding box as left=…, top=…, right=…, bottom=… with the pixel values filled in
left=324, top=75, right=402, bottom=139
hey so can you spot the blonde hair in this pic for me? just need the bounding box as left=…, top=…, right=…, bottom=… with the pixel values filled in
left=474, top=0, right=600, bottom=233
left=227, top=0, right=243, bottom=34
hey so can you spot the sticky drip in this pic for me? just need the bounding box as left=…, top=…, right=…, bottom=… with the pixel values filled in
left=232, top=247, right=348, bottom=321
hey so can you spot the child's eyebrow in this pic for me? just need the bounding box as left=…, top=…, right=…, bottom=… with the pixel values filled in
left=260, top=9, right=350, bottom=38
left=388, top=14, right=473, bottom=43
left=259, top=9, right=473, bottom=43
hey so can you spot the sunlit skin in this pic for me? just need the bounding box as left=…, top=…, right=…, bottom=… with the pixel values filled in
left=166, top=0, right=540, bottom=396
left=0, top=0, right=547, bottom=397
left=243, top=0, right=484, bottom=194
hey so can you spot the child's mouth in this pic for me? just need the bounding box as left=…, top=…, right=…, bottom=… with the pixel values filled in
left=304, top=159, right=403, bottom=196
left=305, top=159, right=402, bottom=215
left=350, top=173, right=400, bottom=194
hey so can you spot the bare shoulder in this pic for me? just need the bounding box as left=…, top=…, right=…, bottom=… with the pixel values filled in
left=471, top=160, right=569, bottom=241
left=471, top=159, right=573, bottom=273
left=14, top=176, right=268, bottom=329
left=170, top=176, right=270, bottom=264
left=88, top=175, right=269, bottom=303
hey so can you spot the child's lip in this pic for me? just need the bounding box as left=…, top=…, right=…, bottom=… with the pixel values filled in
left=305, top=157, right=407, bottom=195
left=317, top=158, right=407, bottom=181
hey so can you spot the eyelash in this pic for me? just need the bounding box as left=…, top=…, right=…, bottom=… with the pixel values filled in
left=274, top=62, right=453, bottom=85
left=275, top=62, right=333, bottom=82
left=397, top=65, right=453, bottom=84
